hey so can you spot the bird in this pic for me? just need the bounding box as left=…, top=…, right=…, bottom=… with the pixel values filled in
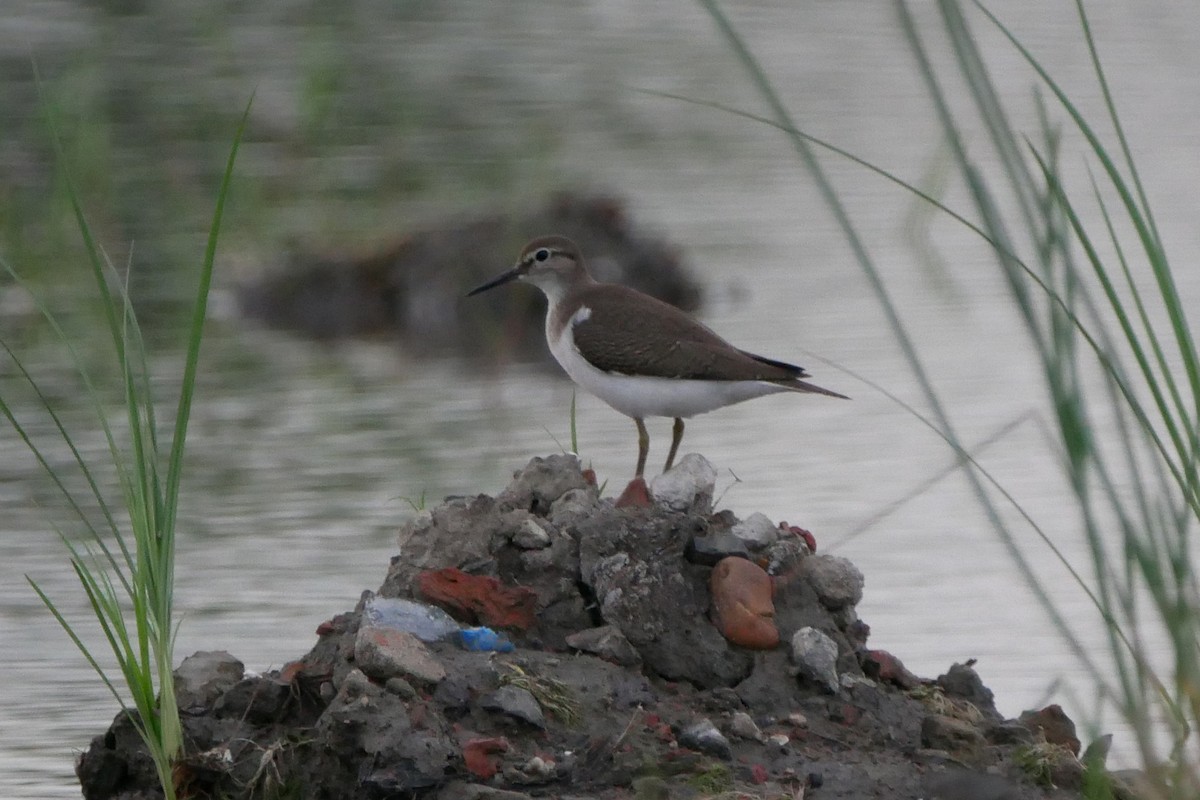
left=468, top=235, right=847, bottom=480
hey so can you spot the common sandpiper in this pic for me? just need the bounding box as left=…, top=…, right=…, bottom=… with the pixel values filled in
left=468, top=235, right=847, bottom=480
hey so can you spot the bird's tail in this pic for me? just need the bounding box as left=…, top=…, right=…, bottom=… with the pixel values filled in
left=780, top=378, right=849, bottom=400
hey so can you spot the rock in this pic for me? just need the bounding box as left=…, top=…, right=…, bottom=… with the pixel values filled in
left=763, top=537, right=812, bottom=576
left=710, top=556, right=779, bottom=649
left=318, top=668, right=456, bottom=792
left=861, top=649, right=921, bottom=690
left=549, top=486, right=598, bottom=520
left=511, top=518, right=552, bottom=549
left=731, top=512, right=778, bottom=550
left=354, top=626, right=446, bottom=684
left=1019, top=704, right=1081, bottom=755
left=480, top=685, right=546, bottom=728
left=678, top=718, right=732, bottom=759
left=362, top=594, right=461, bottom=642
left=938, top=662, right=999, bottom=718
left=686, top=530, right=750, bottom=565
left=727, top=711, right=765, bottom=742
left=802, top=555, right=864, bottom=610
left=499, top=454, right=590, bottom=514
left=213, top=676, right=290, bottom=723
left=649, top=454, right=717, bottom=512
left=417, top=567, right=539, bottom=630
left=921, top=714, right=986, bottom=759
left=577, top=509, right=752, bottom=688
left=174, top=650, right=244, bottom=710
left=565, top=625, right=642, bottom=667
left=790, top=627, right=839, bottom=693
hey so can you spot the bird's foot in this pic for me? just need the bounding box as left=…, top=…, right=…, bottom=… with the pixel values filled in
left=615, top=476, right=651, bottom=509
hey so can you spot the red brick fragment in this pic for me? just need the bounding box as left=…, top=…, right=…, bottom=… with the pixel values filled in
left=862, top=649, right=921, bottom=690
left=417, top=567, right=537, bottom=631
left=462, top=736, right=509, bottom=779
left=779, top=521, right=816, bottom=552
left=615, top=476, right=651, bottom=508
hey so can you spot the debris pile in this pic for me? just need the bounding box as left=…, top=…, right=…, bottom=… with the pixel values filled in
left=77, top=455, right=1106, bottom=800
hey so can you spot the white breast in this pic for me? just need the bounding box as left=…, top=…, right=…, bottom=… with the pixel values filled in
left=546, top=306, right=788, bottom=420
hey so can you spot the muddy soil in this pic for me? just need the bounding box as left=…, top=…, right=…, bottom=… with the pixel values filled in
left=77, top=455, right=1111, bottom=800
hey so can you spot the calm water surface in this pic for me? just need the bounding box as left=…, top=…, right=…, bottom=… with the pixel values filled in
left=3, top=1, right=1199, bottom=795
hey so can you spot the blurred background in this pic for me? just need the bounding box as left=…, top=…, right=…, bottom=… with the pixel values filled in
left=2, top=1, right=1198, bottom=795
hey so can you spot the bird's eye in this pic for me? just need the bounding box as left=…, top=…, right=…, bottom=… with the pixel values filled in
left=534, top=248, right=551, bottom=262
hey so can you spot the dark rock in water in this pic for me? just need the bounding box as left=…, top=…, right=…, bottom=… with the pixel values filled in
left=74, top=454, right=1090, bottom=800
left=237, top=191, right=702, bottom=363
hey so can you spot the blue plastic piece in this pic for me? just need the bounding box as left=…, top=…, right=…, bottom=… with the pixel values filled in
left=459, top=626, right=515, bottom=652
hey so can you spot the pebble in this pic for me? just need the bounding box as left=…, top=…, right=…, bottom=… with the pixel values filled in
left=564, top=625, right=642, bottom=667
left=803, top=555, right=864, bottom=610
left=709, top=556, right=779, bottom=649
left=687, top=530, right=750, bottom=565
left=512, top=518, right=553, bottom=549
left=728, top=711, right=765, bottom=742
left=790, top=626, right=839, bottom=693
left=649, top=453, right=717, bottom=512
left=731, top=512, right=778, bottom=550
left=766, top=733, right=790, bottom=748
left=678, top=718, right=732, bottom=760
left=354, top=626, right=446, bottom=684
left=480, top=685, right=546, bottom=729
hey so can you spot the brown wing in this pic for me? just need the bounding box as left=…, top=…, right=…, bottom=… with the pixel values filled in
left=568, top=284, right=807, bottom=381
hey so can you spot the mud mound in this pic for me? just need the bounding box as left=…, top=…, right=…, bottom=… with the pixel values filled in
left=77, top=455, right=1098, bottom=800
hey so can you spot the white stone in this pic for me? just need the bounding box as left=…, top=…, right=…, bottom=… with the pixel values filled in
left=649, top=453, right=717, bottom=512
left=790, top=626, right=839, bottom=693
left=731, top=512, right=779, bottom=549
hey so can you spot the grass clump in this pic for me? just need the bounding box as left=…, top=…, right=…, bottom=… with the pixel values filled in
left=495, top=660, right=583, bottom=726
left=1, top=94, right=251, bottom=799
left=696, top=0, right=1200, bottom=794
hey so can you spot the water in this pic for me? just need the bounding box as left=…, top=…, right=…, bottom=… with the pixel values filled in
left=3, top=1, right=1199, bottom=795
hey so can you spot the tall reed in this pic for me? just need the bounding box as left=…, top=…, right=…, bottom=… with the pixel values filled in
left=699, top=0, right=1197, bottom=794
left=2, top=96, right=251, bottom=799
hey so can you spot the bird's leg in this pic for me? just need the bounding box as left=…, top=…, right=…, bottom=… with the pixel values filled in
left=663, top=417, right=685, bottom=472
left=634, top=418, right=650, bottom=477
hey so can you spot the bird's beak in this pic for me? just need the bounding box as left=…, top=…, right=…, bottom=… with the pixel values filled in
left=466, top=265, right=523, bottom=297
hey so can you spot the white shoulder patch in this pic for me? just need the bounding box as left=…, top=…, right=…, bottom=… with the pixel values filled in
left=570, top=306, right=592, bottom=327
